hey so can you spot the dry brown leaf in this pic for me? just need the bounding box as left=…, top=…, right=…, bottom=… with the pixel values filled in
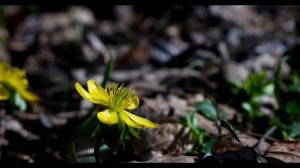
left=167, top=94, right=194, bottom=116
left=0, top=110, right=8, bottom=146
left=195, top=114, right=219, bottom=135
left=130, top=123, right=193, bottom=160
left=130, top=155, right=196, bottom=163
left=68, top=7, right=96, bottom=25
left=117, top=38, right=150, bottom=66
left=209, top=6, right=265, bottom=31
left=112, top=66, right=153, bottom=83
left=224, top=61, right=249, bottom=83
left=265, top=141, right=300, bottom=163
left=130, top=80, right=166, bottom=97
left=1, top=116, right=39, bottom=141
left=137, top=93, right=219, bottom=135
left=41, top=13, right=72, bottom=32
left=186, top=93, right=205, bottom=106
left=0, top=45, right=10, bottom=62
left=213, top=135, right=244, bottom=154
left=213, top=133, right=270, bottom=155
left=218, top=104, right=239, bottom=121
left=138, top=94, right=169, bottom=121
left=144, top=68, right=204, bottom=84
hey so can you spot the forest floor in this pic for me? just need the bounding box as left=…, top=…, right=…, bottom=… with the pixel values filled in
left=1, top=6, right=300, bottom=163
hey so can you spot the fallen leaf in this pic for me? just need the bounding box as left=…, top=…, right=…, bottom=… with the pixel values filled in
left=117, top=38, right=150, bottom=67
left=130, top=155, right=196, bottom=163
left=213, top=133, right=270, bottom=155
left=218, top=104, right=239, bottom=120
left=265, top=141, right=300, bottom=163
left=209, top=6, right=264, bottom=31
left=213, top=135, right=244, bottom=154
left=202, top=147, right=257, bottom=163
left=68, top=6, right=96, bottom=25
left=224, top=61, right=249, bottom=83
left=1, top=116, right=39, bottom=141
left=130, top=123, right=193, bottom=160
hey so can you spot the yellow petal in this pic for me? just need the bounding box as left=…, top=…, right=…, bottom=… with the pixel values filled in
left=126, top=95, right=139, bottom=110
left=119, top=110, right=142, bottom=128
left=87, top=79, right=109, bottom=105
left=0, top=85, right=10, bottom=100
left=122, top=110, right=158, bottom=128
left=97, top=109, right=118, bottom=125
left=19, top=90, right=39, bottom=102
left=75, top=82, right=102, bottom=104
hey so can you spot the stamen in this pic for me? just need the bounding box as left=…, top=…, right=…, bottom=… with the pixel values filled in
left=106, top=83, right=136, bottom=111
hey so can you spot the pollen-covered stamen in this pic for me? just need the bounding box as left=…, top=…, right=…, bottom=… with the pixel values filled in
left=121, top=90, right=136, bottom=109
left=107, top=83, right=124, bottom=110
left=113, top=86, right=125, bottom=109
left=106, top=83, right=137, bottom=111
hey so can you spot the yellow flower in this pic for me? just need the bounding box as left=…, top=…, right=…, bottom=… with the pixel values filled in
left=0, top=61, right=39, bottom=101
left=75, top=80, right=158, bottom=129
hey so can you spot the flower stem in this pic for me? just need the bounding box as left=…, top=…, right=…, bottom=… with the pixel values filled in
left=94, top=132, right=103, bottom=163
left=69, top=105, right=97, bottom=162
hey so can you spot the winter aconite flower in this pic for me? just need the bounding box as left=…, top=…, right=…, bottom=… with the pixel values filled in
left=0, top=61, right=39, bottom=101
left=75, top=80, right=158, bottom=128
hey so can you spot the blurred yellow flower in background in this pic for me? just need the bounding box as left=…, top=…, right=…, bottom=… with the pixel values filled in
left=0, top=61, right=39, bottom=101
left=75, top=80, right=158, bottom=129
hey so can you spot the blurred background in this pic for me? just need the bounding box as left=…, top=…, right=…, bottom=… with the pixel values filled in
left=0, top=5, right=300, bottom=163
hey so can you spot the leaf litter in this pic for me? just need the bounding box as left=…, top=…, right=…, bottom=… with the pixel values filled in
left=0, top=5, right=300, bottom=163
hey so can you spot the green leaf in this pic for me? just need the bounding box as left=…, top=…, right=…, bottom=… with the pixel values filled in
left=269, top=118, right=287, bottom=130
left=0, top=7, right=6, bottom=28
left=196, top=100, right=217, bottom=121
left=69, top=105, right=98, bottom=162
left=78, top=156, right=96, bottom=163
left=227, top=79, right=243, bottom=94
left=185, top=112, right=206, bottom=147
left=69, top=141, right=78, bottom=162
left=92, top=123, right=102, bottom=138
left=201, top=138, right=219, bottom=154
left=101, top=46, right=114, bottom=87
left=12, top=92, right=27, bottom=112
left=82, top=115, right=101, bottom=138
left=282, top=130, right=289, bottom=141
left=274, top=56, right=289, bottom=107
left=185, top=59, right=204, bottom=89
left=99, top=144, right=121, bottom=162
left=186, top=112, right=198, bottom=129
left=128, top=126, right=140, bottom=140
left=241, top=101, right=260, bottom=119
left=289, top=122, right=300, bottom=139
left=241, top=102, right=252, bottom=113
left=69, top=113, right=99, bottom=163
left=220, top=120, right=240, bottom=142
left=244, top=71, right=269, bottom=97
left=228, top=79, right=243, bottom=89
left=286, top=72, right=300, bottom=93
left=284, top=101, right=300, bottom=119
left=263, top=83, right=274, bottom=95
left=76, top=109, right=99, bottom=138
left=257, top=155, right=268, bottom=163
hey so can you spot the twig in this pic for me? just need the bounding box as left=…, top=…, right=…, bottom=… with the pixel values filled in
left=253, top=126, right=277, bottom=155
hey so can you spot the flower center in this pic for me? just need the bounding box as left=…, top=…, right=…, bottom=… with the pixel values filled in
left=107, top=83, right=135, bottom=111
